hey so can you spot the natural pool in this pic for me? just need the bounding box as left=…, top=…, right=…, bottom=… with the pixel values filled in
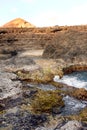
left=54, top=71, right=87, bottom=90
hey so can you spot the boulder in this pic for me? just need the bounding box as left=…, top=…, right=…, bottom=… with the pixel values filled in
left=0, top=71, right=22, bottom=100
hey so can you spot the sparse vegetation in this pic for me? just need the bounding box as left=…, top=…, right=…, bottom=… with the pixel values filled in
left=66, top=108, right=87, bottom=123
left=17, top=67, right=63, bottom=84
left=70, top=88, right=87, bottom=100
left=1, top=25, right=87, bottom=129
left=31, top=90, right=64, bottom=113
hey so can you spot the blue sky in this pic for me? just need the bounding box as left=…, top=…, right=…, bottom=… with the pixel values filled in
left=0, top=0, right=87, bottom=27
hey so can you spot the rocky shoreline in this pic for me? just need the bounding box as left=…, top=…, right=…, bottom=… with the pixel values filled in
left=0, top=27, right=87, bottom=130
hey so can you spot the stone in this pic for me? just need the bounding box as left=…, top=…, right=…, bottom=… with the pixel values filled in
left=56, top=120, right=83, bottom=130
left=0, top=71, right=22, bottom=100
left=35, top=127, right=48, bottom=130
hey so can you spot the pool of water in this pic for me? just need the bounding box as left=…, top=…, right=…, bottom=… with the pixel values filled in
left=62, top=95, right=87, bottom=115
left=54, top=71, right=87, bottom=89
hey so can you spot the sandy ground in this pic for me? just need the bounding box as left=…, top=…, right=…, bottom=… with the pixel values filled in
left=18, top=49, right=58, bottom=69
left=19, top=49, right=44, bottom=57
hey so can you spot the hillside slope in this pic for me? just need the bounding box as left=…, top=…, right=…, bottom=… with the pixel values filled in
left=2, top=18, right=35, bottom=28
left=43, top=30, right=87, bottom=62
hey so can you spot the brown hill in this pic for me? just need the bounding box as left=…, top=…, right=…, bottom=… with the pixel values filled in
left=2, top=18, right=35, bottom=28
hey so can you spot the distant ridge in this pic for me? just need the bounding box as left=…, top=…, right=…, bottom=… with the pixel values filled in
left=2, top=18, right=35, bottom=28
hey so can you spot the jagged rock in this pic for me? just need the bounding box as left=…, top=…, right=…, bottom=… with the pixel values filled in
left=0, top=71, right=22, bottom=99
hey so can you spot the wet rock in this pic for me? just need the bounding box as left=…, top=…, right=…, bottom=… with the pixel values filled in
left=37, top=84, right=56, bottom=91
left=62, top=96, right=86, bottom=115
left=56, top=120, right=83, bottom=130
left=26, top=83, right=56, bottom=91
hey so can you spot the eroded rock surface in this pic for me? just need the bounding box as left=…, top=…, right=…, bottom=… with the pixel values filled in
left=56, top=120, right=83, bottom=130
left=0, top=71, right=22, bottom=100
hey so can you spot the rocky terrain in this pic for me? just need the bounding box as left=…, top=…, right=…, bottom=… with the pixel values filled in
left=43, top=26, right=87, bottom=65
left=0, top=24, right=87, bottom=130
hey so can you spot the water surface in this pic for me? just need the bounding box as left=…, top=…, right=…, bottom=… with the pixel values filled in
left=54, top=71, right=87, bottom=89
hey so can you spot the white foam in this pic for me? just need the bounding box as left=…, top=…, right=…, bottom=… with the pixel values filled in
left=54, top=71, right=87, bottom=89
left=53, top=75, right=60, bottom=81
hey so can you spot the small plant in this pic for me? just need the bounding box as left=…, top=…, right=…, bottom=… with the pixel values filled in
left=31, top=90, right=64, bottom=113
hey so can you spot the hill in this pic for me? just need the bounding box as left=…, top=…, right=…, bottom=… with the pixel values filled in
left=2, top=18, right=35, bottom=28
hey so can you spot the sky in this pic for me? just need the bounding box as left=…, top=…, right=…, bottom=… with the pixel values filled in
left=0, top=0, right=87, bottom=27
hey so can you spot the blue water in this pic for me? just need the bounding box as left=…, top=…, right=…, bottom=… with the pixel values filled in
left=54, top=71, right=87, bottom=89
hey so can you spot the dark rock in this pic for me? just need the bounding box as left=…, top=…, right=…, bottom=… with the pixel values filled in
left=23, top=90, right=37, bottom=98
left=52, top=106, right=63, bottom=114
left=0, top=30, right=8, bottom=34
left=2, top=50, right=17, bottom=56
left=7, top=38, right=18, bottom=43
left=0, top=89, right=2, bottom=92
left=11, top=50, right=17, bottom=56
left=0, top=110, right=47, bottom=130
left=0, top=104, right=5, bottom=111
left=29, top=114, right=47, bottom=126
